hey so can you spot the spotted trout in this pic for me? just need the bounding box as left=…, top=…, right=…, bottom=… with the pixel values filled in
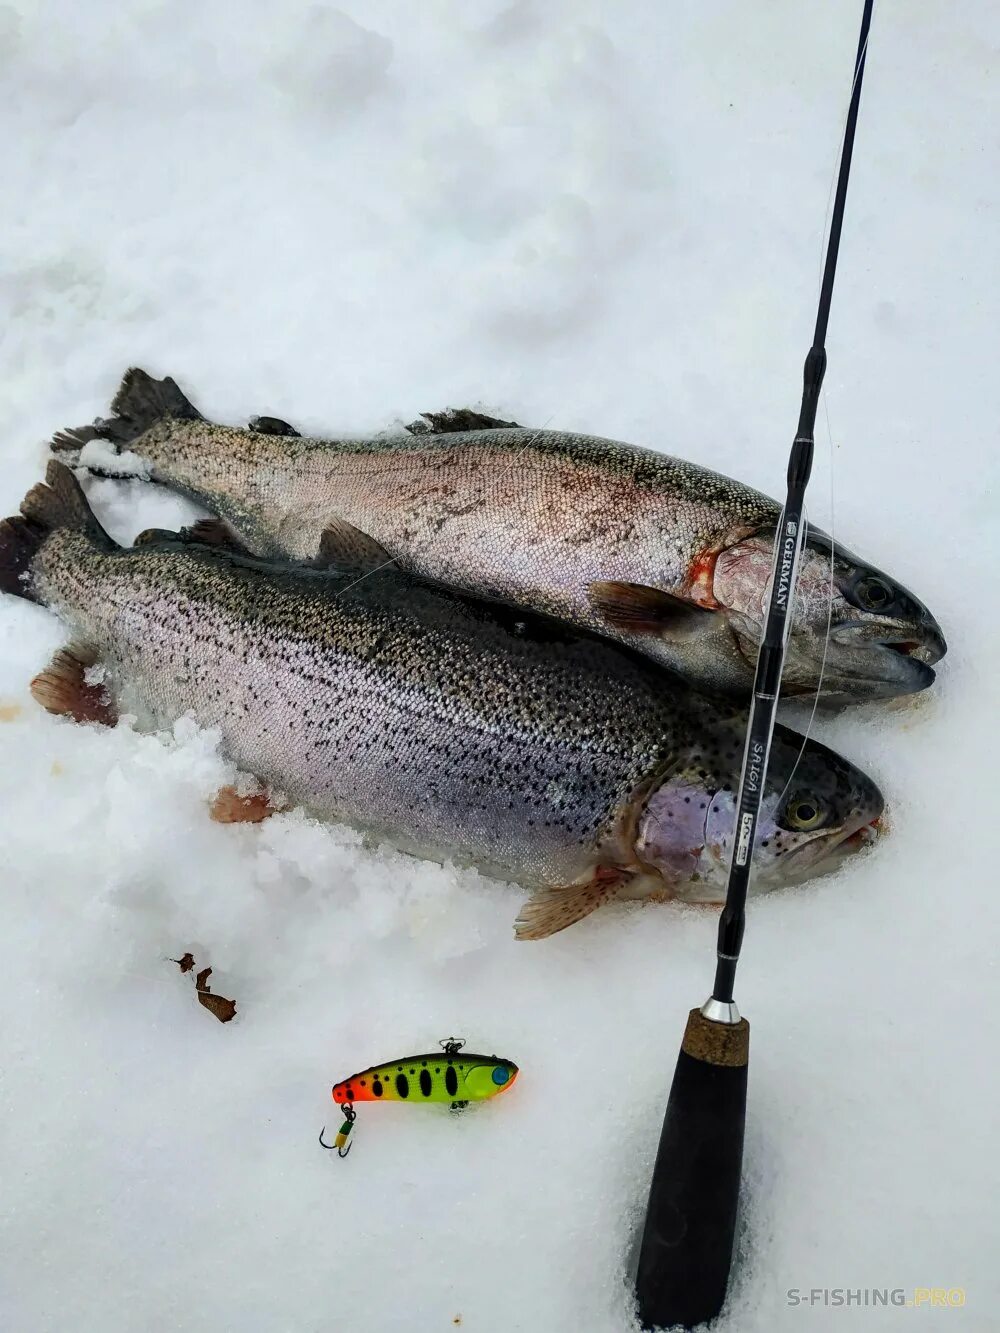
left=1, top=463, right=883, bottom=939
left=52, top=369, right=946, bottom=704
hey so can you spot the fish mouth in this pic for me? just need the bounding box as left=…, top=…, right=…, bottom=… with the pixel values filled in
left=771, top=816, right=883, bottom=884
left=875, top=624, right=946, bottom=667
left=694, top=817, right=881, bottom=896
left=841, top=814, right=885, bottom=851
left=810, top=631, right=940, bottom=700
left=830, top=614, right=946, bottom=665
left=730, top=620, right=943, bottom=701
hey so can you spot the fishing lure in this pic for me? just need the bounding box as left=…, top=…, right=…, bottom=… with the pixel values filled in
left=320, top=1038, right=518, bottom=1157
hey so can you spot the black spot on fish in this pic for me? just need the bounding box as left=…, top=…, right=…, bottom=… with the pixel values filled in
left=419, top=1070, right=432, bottom=1097
left=372, top=1080, right=383, bottom=1097
left=445, top=1066, right=458, bottom=1097
left=396, top=1074, right=410, bottom=1098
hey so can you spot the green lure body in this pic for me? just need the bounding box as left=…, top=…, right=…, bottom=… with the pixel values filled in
left=332, top=1045, right=518, bottom=1108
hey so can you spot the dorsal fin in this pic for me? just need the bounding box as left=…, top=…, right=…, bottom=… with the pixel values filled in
left=406, top=407, right=522, bottom=435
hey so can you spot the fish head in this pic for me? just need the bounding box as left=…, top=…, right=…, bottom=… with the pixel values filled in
left=634, top=721, right=884, bottom=900
left=713, top=530, right=946, bottom=703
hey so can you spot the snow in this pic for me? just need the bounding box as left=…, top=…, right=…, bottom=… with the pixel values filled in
left=1, top=2, right=997, bottom=1329
left=77, top=440, right=154, bottom=481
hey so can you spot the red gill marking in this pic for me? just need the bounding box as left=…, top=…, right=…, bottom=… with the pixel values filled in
left=686, top=548, right=722, bottom=608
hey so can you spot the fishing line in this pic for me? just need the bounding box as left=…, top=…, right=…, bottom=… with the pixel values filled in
left=769, top=415, right=837, bottom=813
left=643, top=42, right=863, bottom=844
left=762, top=28, right=872, bottom=807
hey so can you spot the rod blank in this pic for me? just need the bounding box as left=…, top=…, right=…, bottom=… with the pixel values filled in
left=633, top=1, right=875, bottom=1326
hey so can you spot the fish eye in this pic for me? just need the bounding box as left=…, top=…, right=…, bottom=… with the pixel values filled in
left=491, top=1065, right=510, bottom=1086
left=854, top=575, right=894, bottom=612
left=784, top=796, right=825, bottom=831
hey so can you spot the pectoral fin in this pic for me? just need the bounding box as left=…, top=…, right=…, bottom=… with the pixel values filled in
left=588, top=580, right=714, bottom=639
left=315, top=517, right=393, bottom=575
left=31, top=645, right=117, bottom=726
left=513, top=869, right=630, bottom=941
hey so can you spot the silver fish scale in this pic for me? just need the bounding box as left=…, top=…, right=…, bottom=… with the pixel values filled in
left=35, top=530, right=730, bottom=888
left=137, top=422, right=779, bottom=619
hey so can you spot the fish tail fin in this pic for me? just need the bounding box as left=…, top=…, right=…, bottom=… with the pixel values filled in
left=51, top=367, right=203, bottom=462
left=22, top=460, right=115, bottom=547
left=0, top=515, right=46, bottom=602
left=0, top=461, right=116, bottom=602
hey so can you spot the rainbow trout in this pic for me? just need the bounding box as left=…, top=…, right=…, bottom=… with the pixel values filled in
left=1, top=463, right=883, bottom=939
left=52, top=369, right=946, bottom=704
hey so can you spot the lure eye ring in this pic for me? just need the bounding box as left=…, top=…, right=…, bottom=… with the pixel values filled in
left=784, top=796, right=825, bottom=832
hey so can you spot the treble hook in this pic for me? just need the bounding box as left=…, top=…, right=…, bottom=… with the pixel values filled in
left=319, top=1102, right=356, bottom=1157
left=440, top=1036, right=466, bottom=1055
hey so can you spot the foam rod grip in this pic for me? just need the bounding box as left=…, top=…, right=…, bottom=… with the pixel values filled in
left=635, top=1008, right=749, bottom=1330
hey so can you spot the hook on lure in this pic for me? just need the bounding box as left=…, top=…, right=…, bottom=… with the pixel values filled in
left=319, top=1101, right=356, bottom=1157
left=319, top=1036, right=518, bottom=1159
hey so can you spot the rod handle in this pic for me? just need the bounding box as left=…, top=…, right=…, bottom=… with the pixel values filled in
left=635, top=1009, right=750, bottom=1330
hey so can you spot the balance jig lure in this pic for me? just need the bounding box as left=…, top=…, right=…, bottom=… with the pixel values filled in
left=320, top=1038, right=519, bottom=1157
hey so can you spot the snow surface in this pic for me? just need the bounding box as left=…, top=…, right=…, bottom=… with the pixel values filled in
left=1, top=2, right=998, bottom=1330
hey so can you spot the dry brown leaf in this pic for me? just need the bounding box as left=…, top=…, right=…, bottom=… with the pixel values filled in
left=198, top=991, right=237, bottom=1023
left=169, top=955, right=236, bottom=1023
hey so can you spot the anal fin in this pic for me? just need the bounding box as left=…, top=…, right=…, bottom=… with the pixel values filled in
left=316, top=517, right=392, bottom=575
left=513, top=869, right=630, bottom=941
left=135, top=518, right=251, bottom=556
left=30, top=646, right=117, bottom=726
left=183, top=518, right=252, bottom=555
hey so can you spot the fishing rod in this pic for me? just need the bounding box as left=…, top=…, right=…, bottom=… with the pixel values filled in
left=633, top=1, right=875, bottom=1327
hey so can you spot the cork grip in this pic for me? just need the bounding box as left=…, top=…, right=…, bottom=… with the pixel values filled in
left=681, top=1007, right=750, bottom=1067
